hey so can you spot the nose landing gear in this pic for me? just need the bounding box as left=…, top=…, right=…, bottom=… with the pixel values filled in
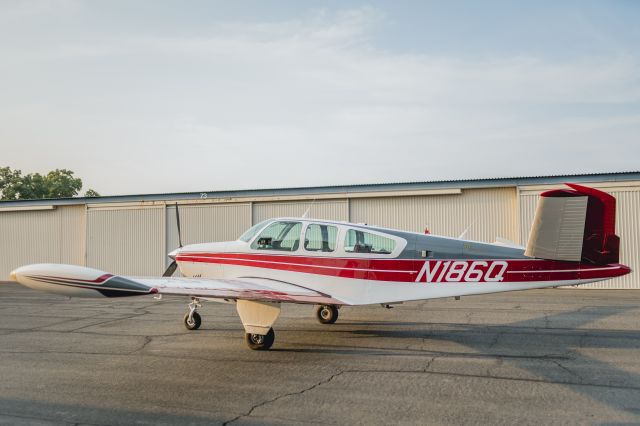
left=184, top=298, right=202, bottom=330
left=316, top=304, right=339, bottom=324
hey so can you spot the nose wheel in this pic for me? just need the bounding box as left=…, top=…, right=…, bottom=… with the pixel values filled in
left=184, top=298, right=202, bottom=330
left=245, top=328, right=275, bottom=350
left=316, top=305, right=339, bottom=324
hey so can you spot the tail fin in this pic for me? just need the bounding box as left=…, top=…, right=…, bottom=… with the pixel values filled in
left=524, top=183, right=619, bottom=264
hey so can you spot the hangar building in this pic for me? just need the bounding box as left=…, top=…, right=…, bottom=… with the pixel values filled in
left=1, top=172, right=638, bottom=289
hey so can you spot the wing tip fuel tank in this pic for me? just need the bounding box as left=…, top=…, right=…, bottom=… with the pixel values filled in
left=10, top=264, right=156, bottom=298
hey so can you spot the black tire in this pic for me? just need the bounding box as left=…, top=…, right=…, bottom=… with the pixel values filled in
left=245, top=328, right=275, bottom=350
left=316, top=305, right=339, bottom=324
left=184, top=311, right=202, bottom=330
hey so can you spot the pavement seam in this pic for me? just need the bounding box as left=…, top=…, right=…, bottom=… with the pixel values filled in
left=340, top=368, right=640, bottom=391
left=0, top=411, right=110, bottom=426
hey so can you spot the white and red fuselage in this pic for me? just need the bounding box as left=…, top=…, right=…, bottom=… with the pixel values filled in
left=172, top=219, right=630, bottom=306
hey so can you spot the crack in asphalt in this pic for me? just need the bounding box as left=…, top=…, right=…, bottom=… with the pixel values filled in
left=423, top=356, right=437, bottom=372
left=552, top=359, right=583, bottom=381
left=488, top=331, right=503, bottom=348
left=128, top=335, right=153, bottom=354
left=486, top=356, right=504, bottom=378
left=544, top=312, right=551, bottom=329
left=222, top=370, right=345, bottom=425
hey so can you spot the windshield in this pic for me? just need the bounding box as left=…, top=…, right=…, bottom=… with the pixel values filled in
left=238, top=220, right=271, bottom=242
left=251, top=221, right=302, bottom=252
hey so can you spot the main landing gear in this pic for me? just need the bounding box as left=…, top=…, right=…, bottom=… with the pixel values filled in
left=182, top=299, right=342, bottom=350
left=184, top=298, right=202, bottom=330
left=316, top=304, right=339, bottom=324
left=244, top=328, right=275, bottom=350
left=181, top=298, right=280, bottom=350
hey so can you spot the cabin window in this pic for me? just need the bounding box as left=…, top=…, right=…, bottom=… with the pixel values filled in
left=344, top=229, right=396, bottom=254
left=238, top=220, right=271, bottom=242
left=251, top=221, right=302, bottom=251
left=304, top=224, right=338, bottom=252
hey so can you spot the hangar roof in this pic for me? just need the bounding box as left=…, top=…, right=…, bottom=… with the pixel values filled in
left=1, top=171, right=639, bottom=207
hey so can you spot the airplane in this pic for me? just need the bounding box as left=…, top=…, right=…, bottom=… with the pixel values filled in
left=8, top=183, right=631, bottom=350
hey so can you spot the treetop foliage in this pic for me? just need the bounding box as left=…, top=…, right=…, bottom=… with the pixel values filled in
left=0, top=167, right=100, bottom=200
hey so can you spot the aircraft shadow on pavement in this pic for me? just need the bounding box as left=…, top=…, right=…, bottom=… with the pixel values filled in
left=0, top=398, right=226, bottom=426
left=290, top=306, right=640, bottom=416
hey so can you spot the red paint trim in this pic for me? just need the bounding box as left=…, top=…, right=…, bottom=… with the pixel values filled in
left=566, top=183, right=616, bottom=235
left=35, top=273, right=114, bottom=284
left=176, top=252, right=630, bottom=283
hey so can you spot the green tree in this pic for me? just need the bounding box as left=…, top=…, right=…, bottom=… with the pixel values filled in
left=84, top=189, right=100, bottom=197
left=0, top=167, right=86, bottom=200
left=0, top=167, right=23, bottom=200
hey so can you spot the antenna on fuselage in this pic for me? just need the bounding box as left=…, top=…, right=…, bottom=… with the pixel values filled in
left=457, top=220, right=476, bottom=240
left=302, top=198, right=316, bottom=219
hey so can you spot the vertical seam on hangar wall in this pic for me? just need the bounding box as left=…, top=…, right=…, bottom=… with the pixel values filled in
left=58, top=206, right=63, bottom=263
left=516, top=185, right=522, bottom=245
left=58, top=205, right=85, bottom=266
left=83, top=204, right=88, bottom=267
left=162, top=203, right=167, bottom=268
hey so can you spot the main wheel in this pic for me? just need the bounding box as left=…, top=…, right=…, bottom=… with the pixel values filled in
left=245, top=328, right=275, bottom=350
left=184, top=311, right=202, bottom=330
left=316, top=305, right=339, bottom=324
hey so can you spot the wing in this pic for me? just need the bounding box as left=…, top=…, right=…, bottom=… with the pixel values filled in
left=10, top=263, right=347, bottom=305
left=134, top=276, right=347, bottom=305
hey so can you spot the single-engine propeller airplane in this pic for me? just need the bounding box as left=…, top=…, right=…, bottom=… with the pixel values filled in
left=9, top=183, right=631, bottom=350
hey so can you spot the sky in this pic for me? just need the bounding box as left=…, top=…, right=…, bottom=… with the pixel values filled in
left=1, top=0, right=639, bottom=195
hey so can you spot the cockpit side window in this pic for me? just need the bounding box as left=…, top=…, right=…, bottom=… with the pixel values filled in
left=251, top=221, right=302, bottom=251
left=344, top=229, right=396, bottom=254
left=304, top=224, right=337, bottom=252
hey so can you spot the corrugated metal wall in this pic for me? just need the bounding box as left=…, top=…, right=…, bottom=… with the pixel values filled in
left=519, top=186, right=640, bottom=289
left=59, top=205, right=86, bottom=265
left=350, top=188, right=518, bottom=244
left=0, top=205, right=85, bottom=279
left=166, top=203, right=251, bottom=259
left=86, top=206, right=165, bottom=276
left=252, top=200, right=349, bottom=224
left=518, top=192, right=539, bottom=246
left=1, top=182, right=638, bottom=289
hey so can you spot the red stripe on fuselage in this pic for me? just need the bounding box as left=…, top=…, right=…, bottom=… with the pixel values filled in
left=175, top=252, right=630, bottom=283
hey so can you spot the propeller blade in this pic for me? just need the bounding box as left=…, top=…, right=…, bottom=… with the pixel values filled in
left=162, top=204, right=183, bottom=278
left=175, top=203, right=183, bottom=248
left=163, top=260, right=178, bottom=277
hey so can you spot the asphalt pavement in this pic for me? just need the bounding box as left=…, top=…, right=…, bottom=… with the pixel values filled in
left=0, top=282, right=639, bottom=425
